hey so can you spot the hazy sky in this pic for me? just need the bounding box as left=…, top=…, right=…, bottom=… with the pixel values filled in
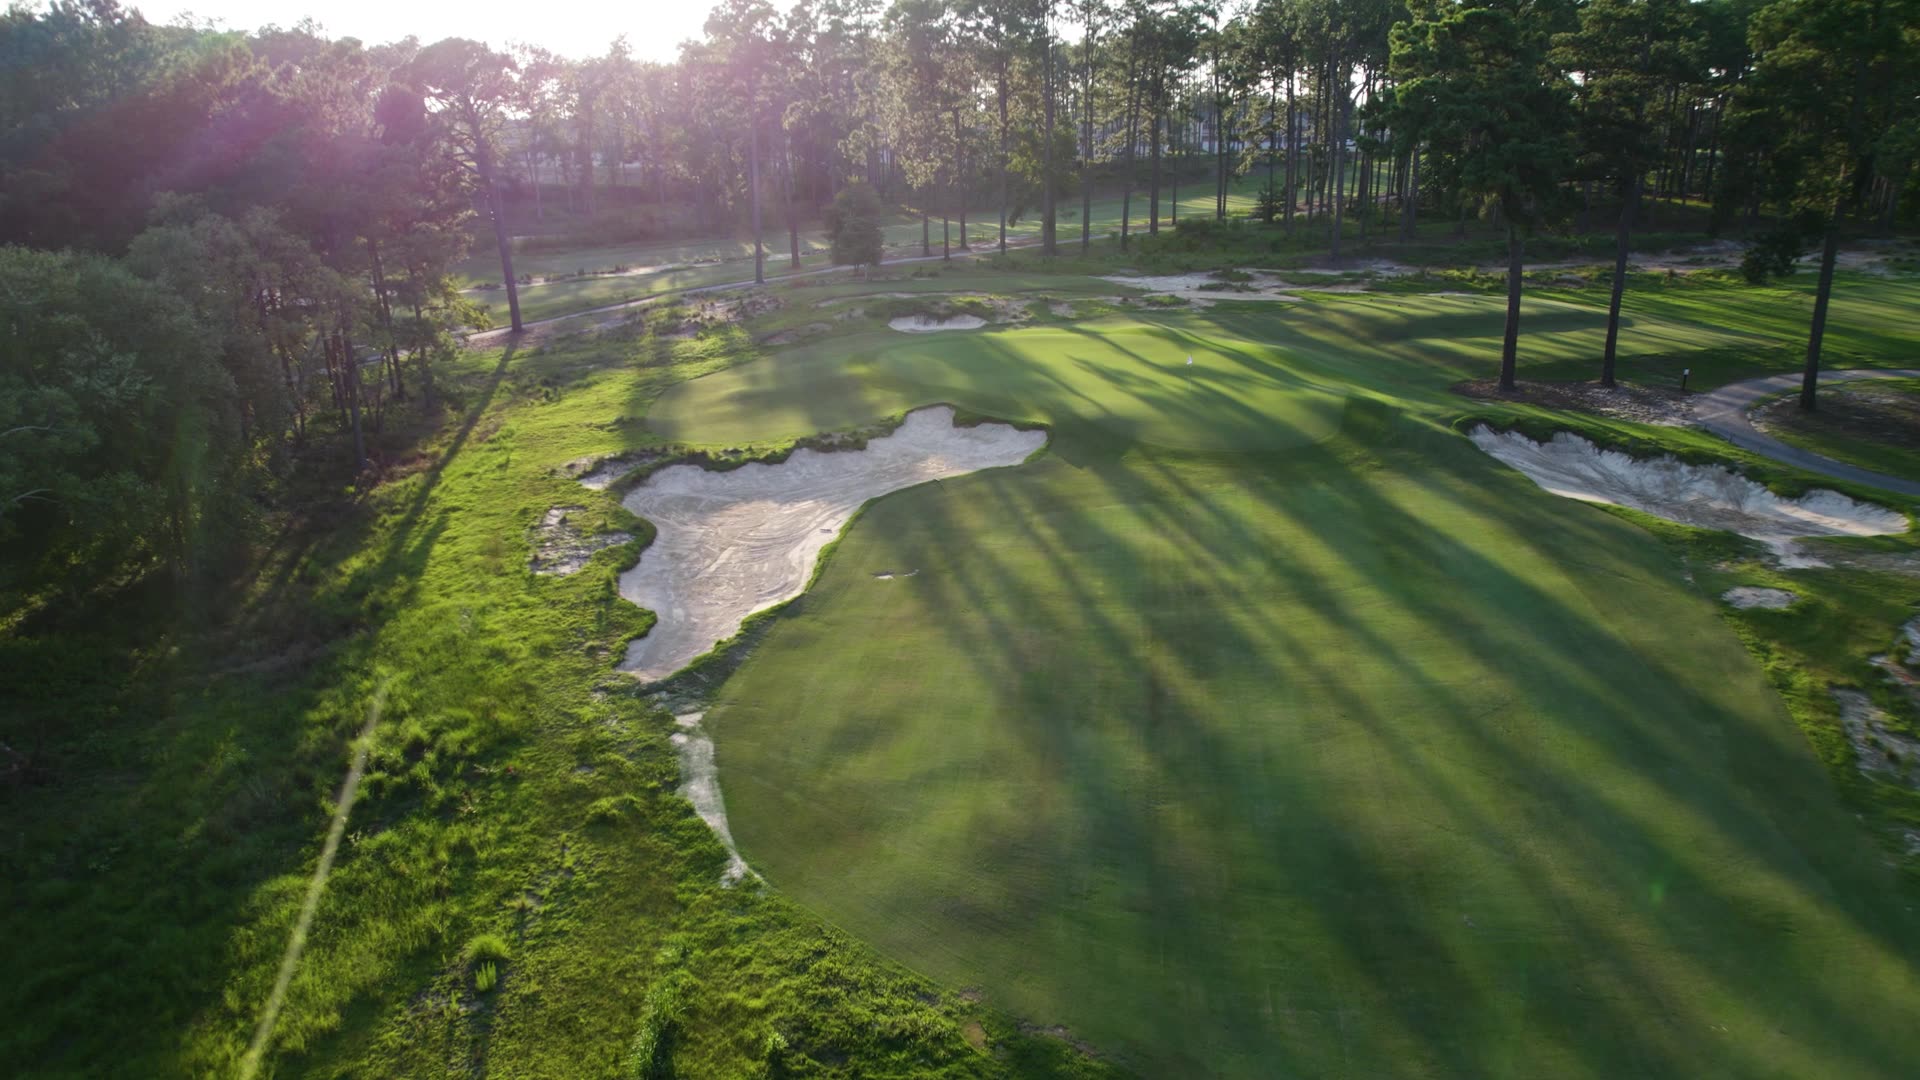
left=135, top=0, right=758, bottom=64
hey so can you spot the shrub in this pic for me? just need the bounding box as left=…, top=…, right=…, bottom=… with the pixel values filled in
left=463, top=932, right=511, bottom=965
left=824, top=183, right=885, bottom=266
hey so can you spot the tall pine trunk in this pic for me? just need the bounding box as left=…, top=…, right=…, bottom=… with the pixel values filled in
left=1800, top=209, right=1842, bottom=411
left=1149, top=109, right=1162, bottom=234
left=750, top=99, right=764, bottom=286
left=1284, top=80, right=1297, bottom=237
left=1601, top=174, right=1639, bottom=388
left=1042, top=33, right=1057, bottom=256
left=476, top=137, right=523, bottom=333
left=1500, top=219, right=1524, bottom=392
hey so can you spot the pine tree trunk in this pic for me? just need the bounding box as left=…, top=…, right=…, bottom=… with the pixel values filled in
left=1800, top=211, right=1842, bottom=411
left=476, top=137, right=523, bottom=333
left=750, top=100, right=764, bottom=286
left=1149, top=109, right=1162, bottom=234
left=998, top=70, right=1010, bottom=255
left=1500, top=219, right=1523, bottom=392
left=1399, top=145, right=1418, bottom=242
left=1284, top=81, right=1297, bottom=237
left=1601, top=174, right=1638, bottom=388
left=1329, top=85, right=1349, bottom=263
left=1042, top=33, right=1057, bottom=256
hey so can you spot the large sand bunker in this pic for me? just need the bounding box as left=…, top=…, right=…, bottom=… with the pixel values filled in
left=615, top=406, right=1046, bottom=682
left=1470, top=426, right=1909, bottom=566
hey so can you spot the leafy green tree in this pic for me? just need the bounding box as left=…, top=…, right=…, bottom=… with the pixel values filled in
left=0, top=246, right=230, bottom=587
left=1386, top=0, right=1576, bottom=391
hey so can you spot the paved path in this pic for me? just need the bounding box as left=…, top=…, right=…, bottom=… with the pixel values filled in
left=1694, top=368, right=1920, bottom=497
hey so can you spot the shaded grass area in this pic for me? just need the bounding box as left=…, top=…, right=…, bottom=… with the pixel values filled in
left=709, top=412, right=1920, bottom=1079
left=1753, top=378, right=1920, bottom=480
left=0, top=326, right=1122, bottom=1077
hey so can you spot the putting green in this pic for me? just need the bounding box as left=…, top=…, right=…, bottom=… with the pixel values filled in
left=660, top=299, right=1920, bottom=1077
left=647, top=292, right=1754, bottom=452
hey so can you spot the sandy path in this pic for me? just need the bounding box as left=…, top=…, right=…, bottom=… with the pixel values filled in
left=614, top=407, right=1046, bottom=682
left=1693, top=369, right=1920, bottom=498
left=1470, top=425, right=1908, bottom=566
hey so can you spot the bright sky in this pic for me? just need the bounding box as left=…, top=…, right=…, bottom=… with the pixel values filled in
left=136, top=0, right=750, bottom=64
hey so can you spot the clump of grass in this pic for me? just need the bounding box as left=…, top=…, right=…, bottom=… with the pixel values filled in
left=585, top=794, right=643, bottom=825
left=626, top=976, right=686, bottom=1079
left=474, top=961, right=498, bottom=993
left=463, top=932, right=511, bottom=966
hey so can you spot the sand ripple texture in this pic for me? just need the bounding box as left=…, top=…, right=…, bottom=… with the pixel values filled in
left=1471, top=425, right=1908, bottom=566
left=617, top=406, right=1046, bottom=681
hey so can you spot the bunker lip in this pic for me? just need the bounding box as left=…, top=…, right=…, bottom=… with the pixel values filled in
left=610, top=405, right=1047, bottom=683
left=672, top=711, right=752, bottom=885
left=1469, top=425, right=1909, bottom=566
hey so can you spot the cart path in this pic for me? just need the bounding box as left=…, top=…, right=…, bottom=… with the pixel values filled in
left=1694, top=368, right=1920, bottom=498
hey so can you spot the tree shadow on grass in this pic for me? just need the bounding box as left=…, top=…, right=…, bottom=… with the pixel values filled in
left=713, top=409, right=1920, bottom=1080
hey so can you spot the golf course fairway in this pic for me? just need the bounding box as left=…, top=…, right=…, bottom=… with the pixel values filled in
left=651, top=298, right=1920, bottom=1079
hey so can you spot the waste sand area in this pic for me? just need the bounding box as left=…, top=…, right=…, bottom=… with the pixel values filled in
left=1100, top=271, right=1301, bottom=304
left=1454, top=378, right=1695, bottom=427
left=1832, top=690, right=1920, bottom=787
left=671, top=711, right=752, bottom=884
left=1469, top=426, right=1909, bottom=566
left=614, top=406, right=1046, bottom=682
left=1722, top=586, right=1797, bottom=609
left=889, top=314, right=987, bottom=332
left=529, top=507, right=632, bottom=575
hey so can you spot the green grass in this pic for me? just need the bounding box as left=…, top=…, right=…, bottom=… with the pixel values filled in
left=649, top=291, right=1756, bottom=448
left=710, top=417, right=1920, bottom=1078
left=0, top=326, right=1122, bottom=1078
left=1752, top=377, right=1920, bottom=479
left=647, top=281, right=1920, bottom=1078
left=10, top=247, right=1920, bottom=1078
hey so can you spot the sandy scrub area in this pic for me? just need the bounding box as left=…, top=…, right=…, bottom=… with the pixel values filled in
left=1099, top=271, right=1302, bottom=304
left=1722, top=586, right=1797, bottom=609
left=1469, top=426, right=1908, bottom=566
left=612, top=406, right=1046, bottom=682
left=1455, top=378, right=1695, bottom=427
left=528, top=507, right=632, bottom=575
left=889, top=314, right=987, bottom=332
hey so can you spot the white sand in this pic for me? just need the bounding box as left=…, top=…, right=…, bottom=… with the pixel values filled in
left=1469, top=426, right=1909, bottom=567
left=1722, top=586, right=1797, bottom=609
left=1100, top=271, right=1301, bottom=303
left=671, top=711, right=752, bottom=885
left=889, top=314, right=988, bottom=332
left=614, top=406, right=1046, bottom=682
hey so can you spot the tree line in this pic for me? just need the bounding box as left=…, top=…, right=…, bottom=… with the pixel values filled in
left=2, top=0, right=1916, bottom=605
